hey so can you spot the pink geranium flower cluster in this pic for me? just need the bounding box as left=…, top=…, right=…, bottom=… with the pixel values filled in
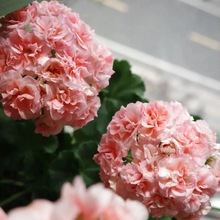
left=0, top=1, right=113, bottom=136
left=0, top=176, right=149, bottom=220
left=94, top=100, right=220, bottom=220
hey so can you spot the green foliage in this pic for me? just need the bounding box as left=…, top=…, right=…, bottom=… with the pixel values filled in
left=0, top=0, right=45, bottom=17
left=74, top=141, right=100, bottom=187
left=0, top=105, right=60, bottom=210
left=100, top=60, right=147, bottom=105
left=192, top=114, right=203, bottom=121
left=0, top=60, right=148, bottom=211
left=149, top=215, right=174, bottom=220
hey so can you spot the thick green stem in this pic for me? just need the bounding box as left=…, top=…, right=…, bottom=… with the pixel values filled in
left=0, top=188, right=30, bottom=207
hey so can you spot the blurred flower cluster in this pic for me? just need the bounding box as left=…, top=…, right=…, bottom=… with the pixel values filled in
left=0, top=176, right=149, bottom=220
left=94, top=100, right=220, bottom=220
left=0, top=1, right=114, bottom=136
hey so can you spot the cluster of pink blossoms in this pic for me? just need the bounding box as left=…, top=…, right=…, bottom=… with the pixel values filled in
left=94, top=100, right=220, bottom=220
left=0, top=1, right=113, bottom=136
left=0, top=176, right=149, bottom=220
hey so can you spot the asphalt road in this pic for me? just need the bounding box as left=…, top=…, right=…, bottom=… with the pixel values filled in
left=62, top=0, right=220, bottom=82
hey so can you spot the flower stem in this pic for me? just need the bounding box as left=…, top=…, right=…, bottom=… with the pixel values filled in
left=0, top=188, right=30, bottom=207
left=211, top=206, right=220, bottom=211
left=125, top=155, right=133, bottom=162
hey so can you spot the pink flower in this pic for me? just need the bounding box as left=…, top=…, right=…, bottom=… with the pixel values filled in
left=194, top=120, right=216, bottom=143
left=53, top=177, right=115, bottom=220
left=94, top=134, right=126, bottom=176
left=175, top=121, right=214, bottom=165
left=84, top=42, right=114, bottom=89
left=28, top=1, right=71, bottom=19
left=176, top=194, right=211, bottom=220
left=0, top=28, right=51, bottom=76
left=0, top=0, right=113, bottom=135
left=6, top=29, right=50, bottom=74
left=52, top=176, right=148, bottom=220
left=95, top=100, right=218, bottom=219
left=67, top=13, right=94, bottom=50
left=107, top=102, right=142, bottom=146
left=121, top=163, right=143, bottom=185
left=144, top=193, right=178, bottom=218
left=114, top=176, right=142, bottom=201
left=0, top=208, right=7, bottom=220
left=7, top=199, right=53, bottom=220
left=44, top=82, right=100, bottom=129
left=0, top=8, right=30, bottom=31
left=208, top=154, right=220, bottom=192
left=35, top=114, right=64, bottom=137
left=117, top=199, right=148, bottom=220
left=31, top=15, right=75, bottom=50
left=0, top=70, right=42, bottom=119
left=131, top=139, right=159, bottom=163
left=195, top=166, right=218, bottom=197
left=158, top=138, right=182, bottom=155
left=68, top=95, right=100, bottom=129
left=55, top=47, right=91, bottom=86
left=139, top=100, right=171, bottom=143
left=0, top=37, right=9, bottom=73
left=120, top=162, right=155, bottom=198
left=0, top=36, right=24, bottom=72
left=39, top=58, right=65, bottom=83
left=0, top=176, right=149, bottom=220
left=167, top=101, right=192, bottom=126
left=156, top=154, right=197, bottom=201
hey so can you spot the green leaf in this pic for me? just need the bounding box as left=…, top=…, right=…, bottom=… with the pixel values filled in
left=111, top=60, right=145, bottom=97
left=0, top=110, right=59, bottom=181
left=96, top=104, right=109, bottom=134
left=100, top=60, right=148, bottom=106
left=0, top=107, right=58, bottom=154
left=50, top=150, right=78, bottom=172
left=192, top=114, right=202, bottom=121
left=74, top=141, right=98, bottom=167
left=74, top=141, right=100, bottom=186
left=104, top=98, right=122, bottom=117
left=0, top=0, right=45, bottom=17
left=148, top=215, right=172, bottom=220
left=49, top=150, right=79, bottom=192
left=0, top=107, right=60, bottom=207
left=113, top=74, right=145, bottom=98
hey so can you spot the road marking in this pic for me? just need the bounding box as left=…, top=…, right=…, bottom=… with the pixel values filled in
left=95, top=34, right=220, bottom=92
left=189, top=32, right=220, bottom=51
left=93, top=0, right=128, bottom=13
left=179, top=0, right=220, bottom=18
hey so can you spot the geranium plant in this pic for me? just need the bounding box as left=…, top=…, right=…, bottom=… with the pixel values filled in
left=0, top=1, right=219, bottom=220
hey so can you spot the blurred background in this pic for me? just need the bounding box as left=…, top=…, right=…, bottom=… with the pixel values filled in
left=61, top=1, right=220, bottom=219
